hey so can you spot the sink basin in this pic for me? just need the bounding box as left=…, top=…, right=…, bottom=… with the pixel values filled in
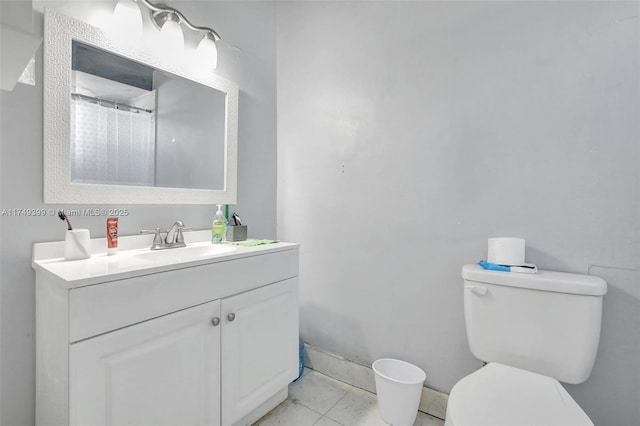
left=131, top=243, right=236, bottom=263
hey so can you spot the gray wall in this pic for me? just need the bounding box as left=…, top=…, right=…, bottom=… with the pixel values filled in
left=277, top=1, right=639, bottom=425
left=0, top=1, right=277, bottom=424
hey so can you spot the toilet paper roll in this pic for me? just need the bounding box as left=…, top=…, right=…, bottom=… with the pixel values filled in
left=64, top=229, right=91, bottom=261
left=487, top=237, right=525, bottom=266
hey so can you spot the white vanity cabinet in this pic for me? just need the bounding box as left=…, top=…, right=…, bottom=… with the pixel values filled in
left=70, top=300, right=223, bottom=426
left=33, top=240, right=299, bottom=426
left=221, top=279, right=298, bottom=425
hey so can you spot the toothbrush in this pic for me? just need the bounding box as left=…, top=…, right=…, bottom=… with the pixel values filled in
left=58, top=210, right=73, bottom=230
left=232, top=212, right=242, bottom=226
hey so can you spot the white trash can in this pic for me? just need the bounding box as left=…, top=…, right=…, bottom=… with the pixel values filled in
left=373, top=358, right=426, bottom=426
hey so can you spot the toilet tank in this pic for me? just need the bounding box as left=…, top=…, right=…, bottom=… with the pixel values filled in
left=462, top=264, right=607, bottom=384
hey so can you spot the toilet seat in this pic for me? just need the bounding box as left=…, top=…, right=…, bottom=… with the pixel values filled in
left=445, top=363, right=593, bottom=426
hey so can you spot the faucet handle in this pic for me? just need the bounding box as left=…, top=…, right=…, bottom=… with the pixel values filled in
left=175, top=226, right=193, bottom=244
left=141, top=228, right=164, bottom=247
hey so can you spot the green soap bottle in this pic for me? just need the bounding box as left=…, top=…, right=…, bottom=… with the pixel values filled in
left=211, top=204, right=228, bottom=243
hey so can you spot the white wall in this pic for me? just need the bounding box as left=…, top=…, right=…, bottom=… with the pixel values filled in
left=0, top=1, right=277, bottom=424
left=277, top=1, right=639, bottom=425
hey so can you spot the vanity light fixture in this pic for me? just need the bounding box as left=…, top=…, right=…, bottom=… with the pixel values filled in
left=113, top=0, right=221, bottom=69
left=196, top=32, right=218, bottom=69
left=112, top=0, right=143, bottom=37
left=153, top=9, right=184, bottom=54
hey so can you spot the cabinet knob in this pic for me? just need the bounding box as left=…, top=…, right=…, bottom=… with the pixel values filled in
left=227, top=313, right=236, bottom=322
left=211, top=317, right=220, bottom=326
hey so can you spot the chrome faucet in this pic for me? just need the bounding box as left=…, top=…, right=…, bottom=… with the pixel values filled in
left=141, top=221, right=192, bottom=250
left=166, top=221, right=185, bottom=246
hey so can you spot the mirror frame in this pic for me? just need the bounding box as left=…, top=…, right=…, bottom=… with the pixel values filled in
left=43, top=9, right=238, bottom=204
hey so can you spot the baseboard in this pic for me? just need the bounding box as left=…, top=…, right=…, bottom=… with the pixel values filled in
left=303, top=343, right=448, bottom=421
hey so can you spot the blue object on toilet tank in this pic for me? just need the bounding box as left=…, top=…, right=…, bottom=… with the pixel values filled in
left=478, top=260, right=510, bottom=272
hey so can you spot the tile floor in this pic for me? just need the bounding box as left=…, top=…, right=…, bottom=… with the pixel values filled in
left=253, top=368, right=445, bottom=426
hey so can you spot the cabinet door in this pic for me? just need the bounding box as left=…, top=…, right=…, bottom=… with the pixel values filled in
left=221, top=278, right=299, bottom=425
left=70, top=301, right=222, bottom=426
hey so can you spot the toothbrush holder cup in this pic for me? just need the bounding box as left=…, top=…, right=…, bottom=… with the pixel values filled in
left=64, top=229, right=91, bottom=261
left=227, top=225, right=247, bottom=242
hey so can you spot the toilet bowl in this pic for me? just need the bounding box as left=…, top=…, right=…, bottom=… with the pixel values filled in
left=444, top=265, right=607, bottom=426
left=445, top=363, right=592, bottom=426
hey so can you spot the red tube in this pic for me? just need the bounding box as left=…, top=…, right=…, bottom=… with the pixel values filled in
left=107, top=217, right=118, bottom=255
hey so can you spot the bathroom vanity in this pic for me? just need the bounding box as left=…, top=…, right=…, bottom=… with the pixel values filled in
left=32, top=232, right=299, bottom=426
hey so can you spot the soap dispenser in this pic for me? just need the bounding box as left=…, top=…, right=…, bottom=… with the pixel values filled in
left=211, top=204, right=228, bottom=243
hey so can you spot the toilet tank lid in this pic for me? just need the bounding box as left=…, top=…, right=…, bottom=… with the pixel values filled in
left=462, top=264, right=607, bottom=296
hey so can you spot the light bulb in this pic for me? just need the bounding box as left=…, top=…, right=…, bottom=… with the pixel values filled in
left=158, top=17, right=184, bottom=55
left=196, top=33, right=218, bottom=70
left=112, top=0, right=143, bottom=39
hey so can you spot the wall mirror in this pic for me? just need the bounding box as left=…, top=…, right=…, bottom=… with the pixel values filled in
left=44, top=10, right=238, bottom=204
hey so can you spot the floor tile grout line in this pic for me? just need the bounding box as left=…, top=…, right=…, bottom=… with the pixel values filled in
left=254, top=368, right=445, bottom=426
left=305, top=367, right=377, bottom=398
left=293, top=369, right=355, bottom=415
left=299, top=369, right=385, bottom=424
left=292, top=369, right=356, bottom=421
left=321, top=386, right=355, bottom=423
left=287, top=399, right=324, bottom=425
left=291, top=380, right=352, bottom=418
left=292, top=398, right=327, bottom=418
left=304, top=368, right=446, bottom=422
left=312, top=414, right=345, bottom=426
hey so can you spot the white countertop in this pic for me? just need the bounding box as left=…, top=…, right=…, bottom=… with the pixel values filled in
left=32, top=230, right=298, bottom=288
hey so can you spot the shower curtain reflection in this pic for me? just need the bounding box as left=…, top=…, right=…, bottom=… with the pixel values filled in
left=71, top=98, right=155, bottom=186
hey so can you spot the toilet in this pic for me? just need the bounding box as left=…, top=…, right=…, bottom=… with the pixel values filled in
left=445, top=264, right=607, bottom=426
